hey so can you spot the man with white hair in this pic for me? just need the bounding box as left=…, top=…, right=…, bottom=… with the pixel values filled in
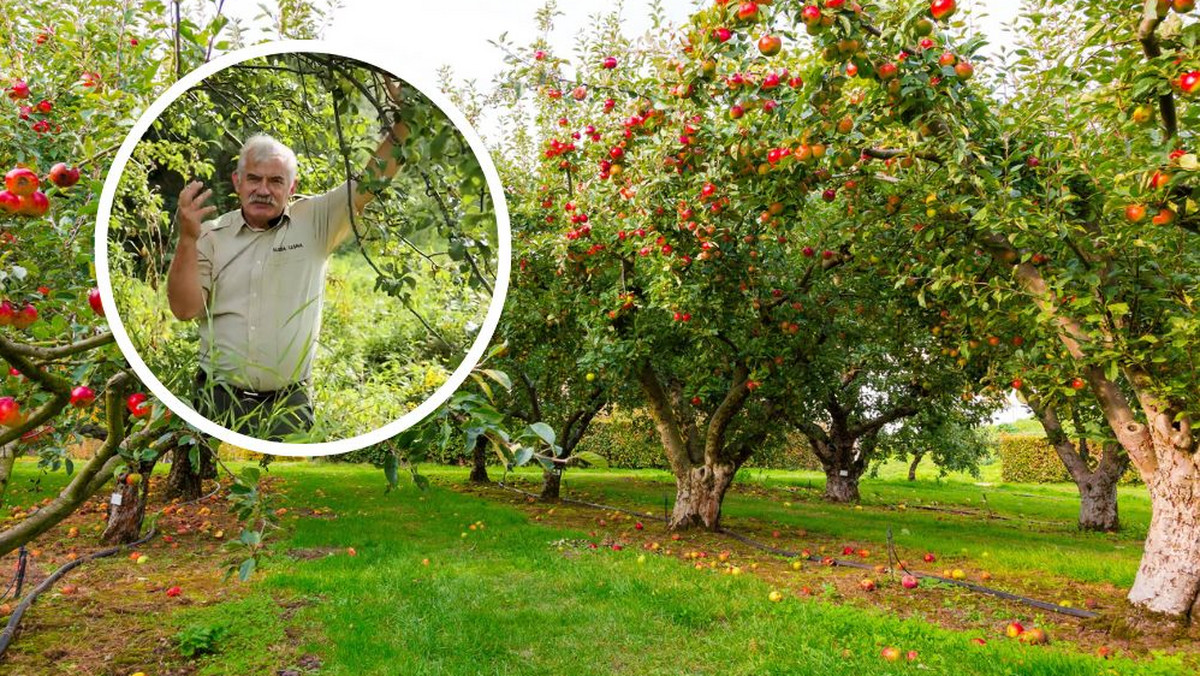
left=166, top=110, right=408, bottom=441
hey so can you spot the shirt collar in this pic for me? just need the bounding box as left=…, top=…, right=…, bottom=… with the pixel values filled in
left=237, top=202, right=292, bottom=233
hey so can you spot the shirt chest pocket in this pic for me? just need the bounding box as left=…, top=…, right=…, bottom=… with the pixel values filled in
left=263, top=251, right=313, bottom=303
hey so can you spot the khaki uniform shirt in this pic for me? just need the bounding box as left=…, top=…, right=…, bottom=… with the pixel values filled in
left=195, top=181, right=354, bottom=391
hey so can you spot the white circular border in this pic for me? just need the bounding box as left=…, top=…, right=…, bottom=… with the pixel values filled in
left=94, top=40, right=511, bottom=457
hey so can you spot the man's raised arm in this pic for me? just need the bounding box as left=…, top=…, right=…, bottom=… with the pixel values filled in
left=352, top=80, right=410, bottom=213
left=167, top=181, right=216, bottom=321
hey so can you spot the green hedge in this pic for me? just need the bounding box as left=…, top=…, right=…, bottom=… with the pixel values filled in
left=575, top=407, right=822, bottom=471
left=998, top=434, right=1140, bottom=484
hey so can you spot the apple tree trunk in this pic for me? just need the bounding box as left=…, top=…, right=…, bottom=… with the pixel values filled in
left=468, top=434, right=490, bottom=484
left=810, top=434, right=869, bottom=503
left=1127, top=452, right=1200, bottom=620
left=1077, top=476, right=1120, bottom=533
left=670, top=462, right=738, bottom=530
left=907, top=452, right=924, bottom=481
left=540, top=467, right=562, bottom=501
left=165, top=444, right=203, bottom=502
left=101, top=461, right=156, bottom=545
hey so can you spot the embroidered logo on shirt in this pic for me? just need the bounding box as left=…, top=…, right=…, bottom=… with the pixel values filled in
left=272, top=243, right=304, bottom=252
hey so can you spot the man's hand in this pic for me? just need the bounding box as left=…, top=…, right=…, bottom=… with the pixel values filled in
left=177, top=181, right=216, bottom=241
left=167, top=181, right=215, bottom=321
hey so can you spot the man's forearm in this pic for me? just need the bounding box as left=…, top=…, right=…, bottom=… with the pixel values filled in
left=167, top=236, right=205, bottom=320
left=354, top=120, right=410, bottom=213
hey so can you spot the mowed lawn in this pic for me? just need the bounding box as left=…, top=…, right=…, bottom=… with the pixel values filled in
left=1, top=460, right=1191, bottom=675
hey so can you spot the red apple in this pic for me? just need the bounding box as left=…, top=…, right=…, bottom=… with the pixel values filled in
left=880, top=646, right=901, bottom=661
left=938, top=51, right=957, bottom=67
left=166, top=586, right=182, bottom=597
left=758, top=34, right=781, bottom=56
left=35, top=99, right=51, bottom=114
left=859, top=578, right=876, bottom=591
left=0, top=191, right=19, bottom=214
left=877, top=62, right=898, bottom=80
left=69, top=385, right=96, bottom=408
left=1020, top=627, right=1048, bottom=645
left=0, top=397, right=21, bottom=427
left=127, top=392, right=150, bottom=418
left=930, top=0, right=956, bottom=21
left=602, top=56, right=617, bottom=69
left=1070, top=377, right=1085, bottom=390
left=1180, top=71, right=1200, bottom=95
left=736, top=2, right=759, bottom=22
left=48, top=163, right=79, bottom=188
left=1152, top=208, right=1177, bottom=226
left=1011, top=378, right=1023, bottom=390
left=1005, top=621, right=1025, bottom=638
left=801, top=5, right=821, bottom=25
left=12, top=303, right=37, bottom=329
left=7, top=79, right=29, bottom=100
left=1175, top=0, right=1196, bottom=13
left=923, top=552, right=936, bottom=563
left=88, top=288, right=105, bottom=317
left=714, top=27, right=732, bottom=42
left=18, top=191, right=49, bottom=217
left=1124, top=204, right=1146, bottom=222
left=906, top=650, right=919, bottom=661
left=5, top=168, right=38, bottom=196
left=902, top=574, right=919, bottom=589
left=954, top=61, right=975, bottom=80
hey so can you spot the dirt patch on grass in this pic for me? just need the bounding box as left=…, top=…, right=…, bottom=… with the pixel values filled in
left=453, top=475, right=1200, bottom=669
left=0, top=474, right=319, bottom=676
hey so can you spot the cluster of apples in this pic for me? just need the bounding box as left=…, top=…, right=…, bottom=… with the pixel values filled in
left=0, top=299, right=38, bottom=329
left=0, top=164, right=79, bottom=218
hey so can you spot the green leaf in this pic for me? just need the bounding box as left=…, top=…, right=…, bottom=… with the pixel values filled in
left=528, top=422, right=556, bottom=445
left=573, top=451, right=608, bottom=469
left=238, top=557, right=256, bottom=581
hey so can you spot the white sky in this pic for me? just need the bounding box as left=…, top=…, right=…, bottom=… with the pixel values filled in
left=222, top=0, right=1022, bottom=98
left=221, top=0, right=1032, bottom=424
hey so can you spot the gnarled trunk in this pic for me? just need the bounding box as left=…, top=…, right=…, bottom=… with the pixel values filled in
left=637, top=361, right=762, bottom=532
left=1127, top=452, right=1200, bottom=619
left=670, top=462, right=738, bottom=530
left=809, top=432, right=869, bottom=503
left=101, top=460, right=156, bottom=545
left=1078, top=476, right=1120, bottom=532
left=1033, top=402, right=1128, bottom=532
left=468, top=434, right=490, bottom=484
left=823, top=467, right=863, bottom=503
left=165, top=445, right=203, bottom=502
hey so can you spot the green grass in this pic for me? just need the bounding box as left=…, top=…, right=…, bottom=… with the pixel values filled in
left=1, top=459, right=1182, bottom=675
left=168, top=463, right=1179, bottom=676
left=482, top=461, right=1149, bottom=588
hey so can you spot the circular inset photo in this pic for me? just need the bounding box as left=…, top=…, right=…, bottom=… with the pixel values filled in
left=96, top=42, right=508, bottom=454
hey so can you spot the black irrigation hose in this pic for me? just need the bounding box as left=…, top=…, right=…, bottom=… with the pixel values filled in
left=0, top=479, right=224, bottom=659
left=492, top=480, right=1100, bottom=620
left=0, top=548, right=27, bottom=604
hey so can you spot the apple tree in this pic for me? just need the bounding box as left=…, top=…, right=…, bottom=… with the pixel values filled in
left=0, top=0, right=341, bottom=554
left=731, top=0, right=1200, bottom=621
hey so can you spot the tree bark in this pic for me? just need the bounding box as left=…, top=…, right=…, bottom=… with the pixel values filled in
left=1127, top=453, right=1200, bottom=619
left=670, top=462, right=738, bottom=530
left=468, top=434, right=490, bottom=484
left=907, top=451, right=924, bottom=481
left=1078, top=475, right=1120, bottom=532
left=165, top=444, right=203, bottom=502
left=637, top=361, right=760, bottom=531
left=101, top=459, right=156, bottom=545
left=540, top=467, right=562, bottom=501
left=1032, top=401, right=1128, bottom=532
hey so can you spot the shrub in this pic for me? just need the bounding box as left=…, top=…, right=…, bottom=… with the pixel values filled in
left=998, top=434, right=1140, bottom=484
